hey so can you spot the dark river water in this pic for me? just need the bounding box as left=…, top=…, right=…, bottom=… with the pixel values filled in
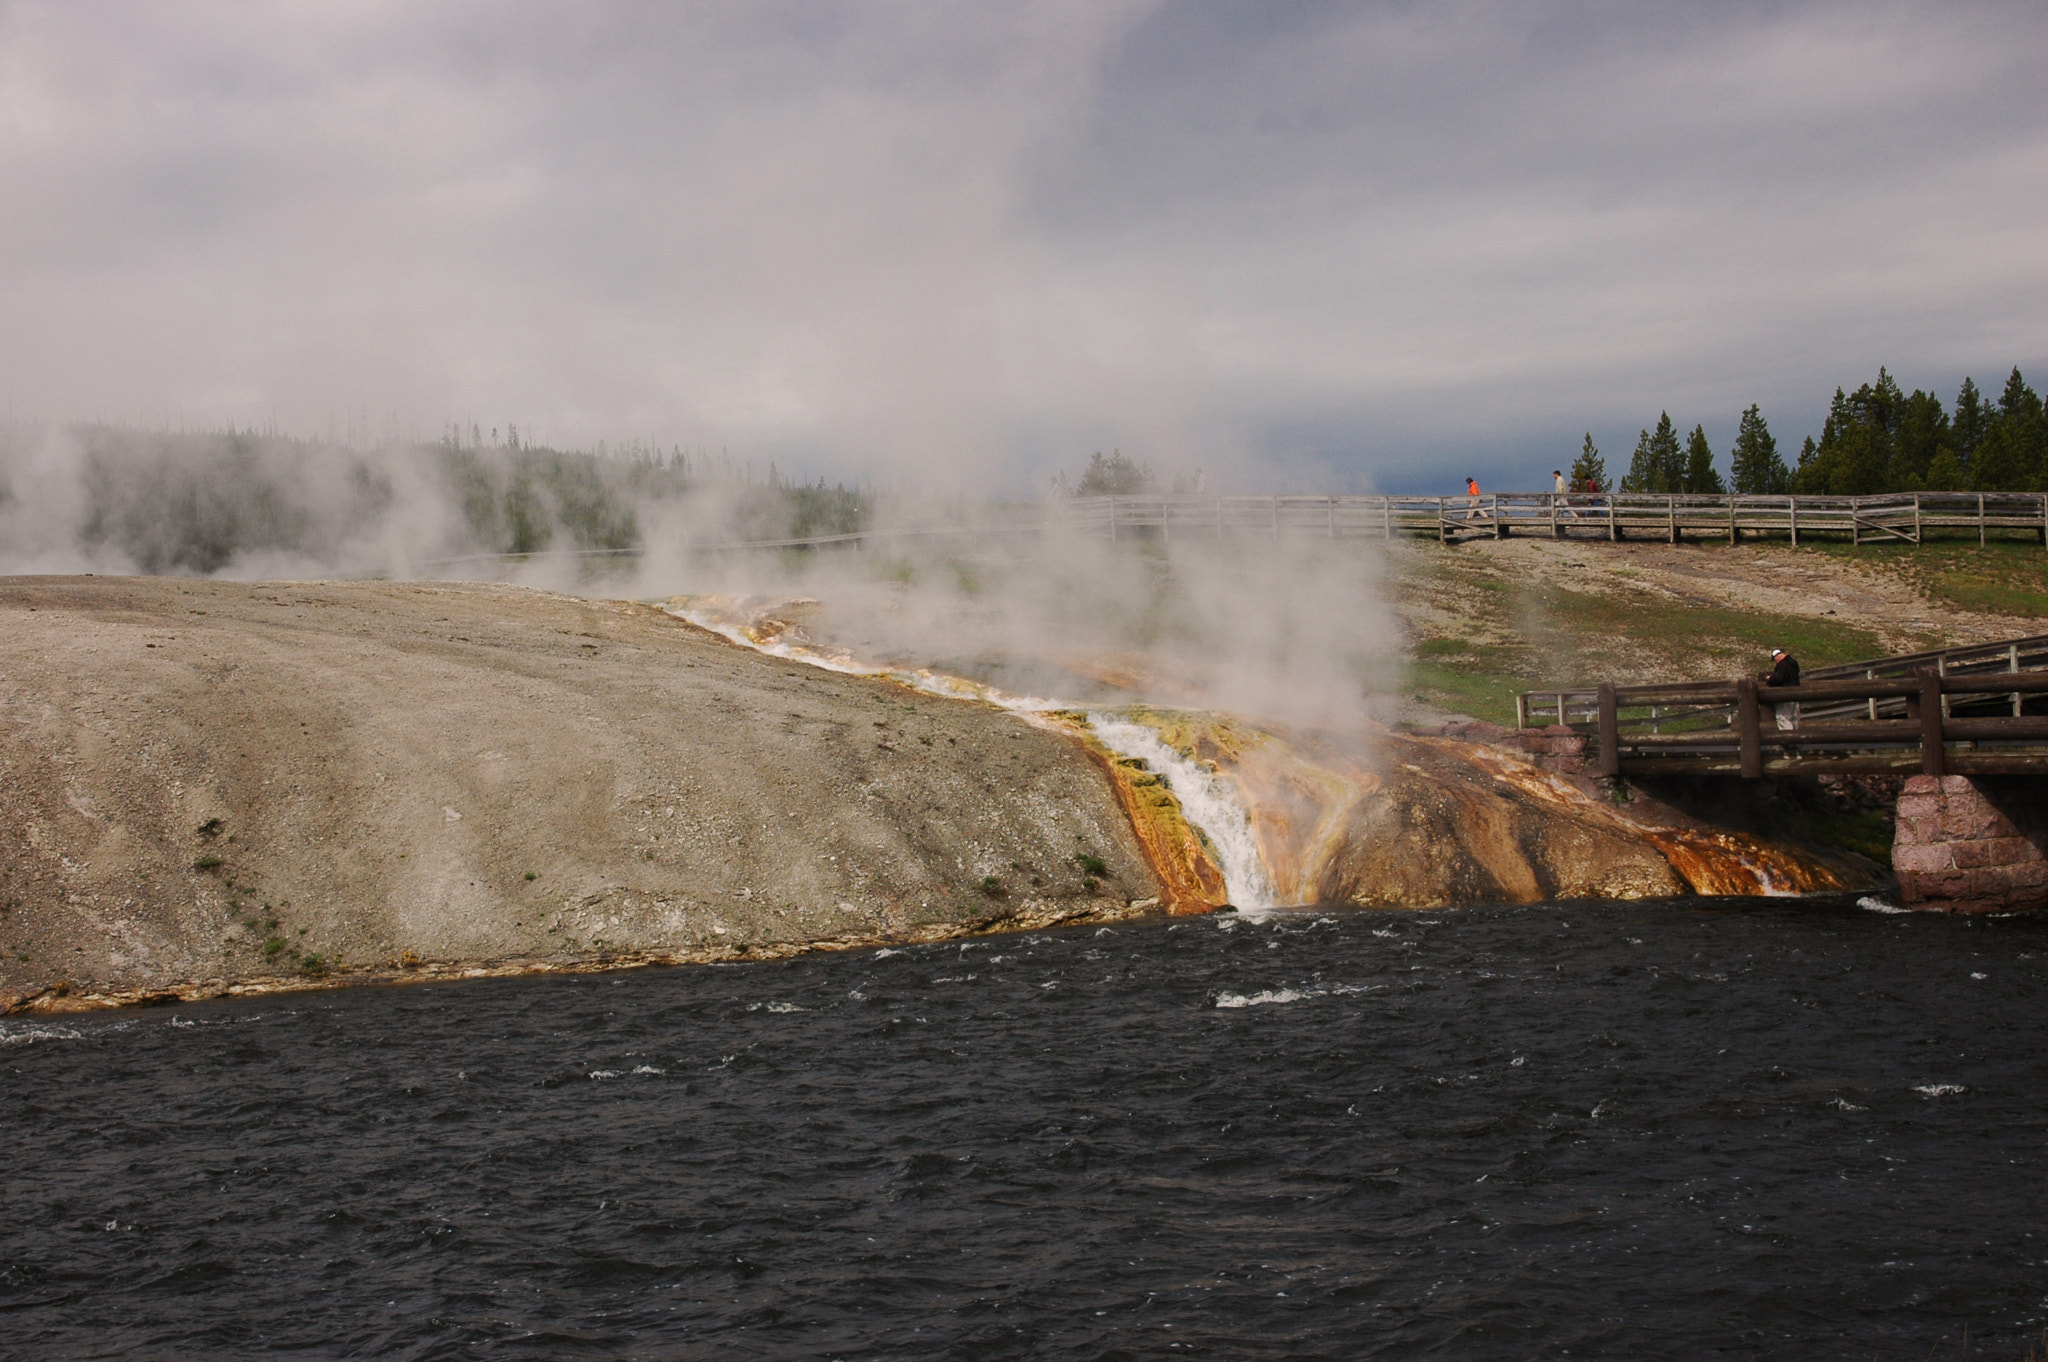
left=4, top=897, right=2045, bottom=1361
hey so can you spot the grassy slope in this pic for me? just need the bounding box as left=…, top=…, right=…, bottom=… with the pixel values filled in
left=1388, top=538, right=2048, bottom=727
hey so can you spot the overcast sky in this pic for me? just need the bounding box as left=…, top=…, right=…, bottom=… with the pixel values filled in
left=3, top=0, right=2043, bottom=491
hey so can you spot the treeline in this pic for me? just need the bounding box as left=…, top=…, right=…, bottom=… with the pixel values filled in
left=1570, top=366, right=2047, bottom=497
left=0, top=424, right=870, bottom=574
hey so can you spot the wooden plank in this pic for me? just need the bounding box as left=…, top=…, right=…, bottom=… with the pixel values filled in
left=1736, top=678, right=1763, bottom=778
left=1597, top=682, right=1620, bottom=778
left=1921, top=673, right=1946, bottom=776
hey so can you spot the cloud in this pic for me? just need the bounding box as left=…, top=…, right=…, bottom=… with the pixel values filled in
left=0, top=0, right=2042, bottom=491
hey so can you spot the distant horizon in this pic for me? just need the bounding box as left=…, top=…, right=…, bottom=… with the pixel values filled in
left=8, top=353, right=2040, bottom=499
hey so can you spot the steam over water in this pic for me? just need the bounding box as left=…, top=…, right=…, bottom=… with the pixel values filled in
left=5, top=899, right=2044, bottom=1359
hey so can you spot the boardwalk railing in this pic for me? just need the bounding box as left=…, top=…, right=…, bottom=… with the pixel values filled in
left=1515, top=635, right=2048, bottom=778
left=1057, top=491, right=2048, bottom=546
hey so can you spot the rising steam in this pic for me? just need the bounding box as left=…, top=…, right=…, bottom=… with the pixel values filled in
left=0, top=420, right=1404, bottom=732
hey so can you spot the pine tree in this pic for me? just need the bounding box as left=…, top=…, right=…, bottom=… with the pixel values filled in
left=1568, top=433, right=1607, bottom=492
left=1621, top=413, right=1683, bottom=493
left=1974, top=368, right=2048, bottom=490
left=1887, top=389, right=1950, bottom=489
left=1729, top=404, right=1789, bottom=494
left=1680, top=425, right=1725, bottom=493
left=1951, top=376, right=1990, bottom=471
left=1924, top=448, right=1965, bottom=491
left=1620, top=428, right=1655, bottom=493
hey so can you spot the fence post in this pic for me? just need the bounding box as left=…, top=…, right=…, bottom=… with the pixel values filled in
left=1608, top=494, right=1619, bottom=541
left=1979, top=492, right=1986, bottom=547
left=1515, top=693, right=1529, bottom=729
left=1736, top=678, right=1763, bottom=779
left=1920, top=672, right=1945, bottom=777
left=1384, top=498, right=1393, bottom=540
left=1789, top=497, right=1799, bottom=546
left=1913, top=492, right=1922, bottom=544
left=1667, top=495, right=1677, bottom=544
left=1108, top=495, right=1117, bottom=542
left=1597, top=682, right=1620, bottom=778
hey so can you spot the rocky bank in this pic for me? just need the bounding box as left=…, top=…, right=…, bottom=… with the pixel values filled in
left=0, top=577, right=1162, bottom=1013
left=1, top=576, right=1887, bottom=1016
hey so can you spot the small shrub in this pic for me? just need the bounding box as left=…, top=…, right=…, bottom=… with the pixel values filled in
left=192, top=856, right=224, bottom=872
left=52, top=980, right=71, bottom=997
left=1073, top=853, right=1108, bottom=876
left=298, top=954, right=328, bottom=976
left=263, top=935, right=285, bottom=956
left=1083, top=876, right=1099, bottom=892
left=977, top=876, right=1004, bottom=897
left=524, top=871, right=537, bottom=881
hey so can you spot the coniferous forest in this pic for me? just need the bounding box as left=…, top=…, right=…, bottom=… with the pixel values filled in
left=1582, top=366, right=2047, bottom=497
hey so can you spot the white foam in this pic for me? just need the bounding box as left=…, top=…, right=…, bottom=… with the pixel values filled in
left=630, top=1064, right=665, bottom=1076
left=1214, top=988, right=1305, bottom=1008
left=1859, top=896, right=1912, bottom=914
left=1087, top=713, right=1277, bottom=909
left=1913, top=1084, right=1966, bottom=1098
left=764, top=1001, right=805, bottom=1013
left=589, top=1069, right=621, bottom=1080
left=0, top=1024, right=85, bottom=1046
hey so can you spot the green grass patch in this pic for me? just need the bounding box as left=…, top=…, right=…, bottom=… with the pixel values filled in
left=1404, top=659, right=1527, bottom=727
left=1799, top=540, right=2048, bottom=620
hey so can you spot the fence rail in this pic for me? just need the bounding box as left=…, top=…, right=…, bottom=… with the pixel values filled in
left=1515, top=635, right=2048, bottom=778
left=1055, top=491, right=2048, bottom=547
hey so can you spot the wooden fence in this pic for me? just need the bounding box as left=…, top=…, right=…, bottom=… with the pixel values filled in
left=1056, top=491, right=2048, bottom=546
left=1516, top=635, right=2048, bottom=778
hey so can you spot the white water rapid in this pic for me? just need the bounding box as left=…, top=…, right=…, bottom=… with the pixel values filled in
left=1084, top=713, right=1277, bottom=910
left=662, top=598, right=1279, bottom=909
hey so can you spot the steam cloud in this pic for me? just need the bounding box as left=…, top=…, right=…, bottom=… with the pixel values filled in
left=0, top=422, right=1401, bottom=731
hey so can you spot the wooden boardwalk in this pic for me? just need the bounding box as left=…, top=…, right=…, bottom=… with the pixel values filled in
left=412, top=490, right=2048, bottom=568
left=1059, top=491, right=2048, bottom=547
left=1517, top=636, right=2048, bottom=778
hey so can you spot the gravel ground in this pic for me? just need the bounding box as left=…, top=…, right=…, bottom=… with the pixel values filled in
left=0, top=577, right=1160, bottom=1012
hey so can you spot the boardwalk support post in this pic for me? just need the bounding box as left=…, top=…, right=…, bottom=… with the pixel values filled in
left=1597, top=682, right=1620, bottom=778
left=1921, top=672, right=1945, bottom=777
left=1736, top=678, right=1763, bottom=778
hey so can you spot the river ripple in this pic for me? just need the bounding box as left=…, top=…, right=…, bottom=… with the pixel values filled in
left=3, top=897, right=2044, bottom=1359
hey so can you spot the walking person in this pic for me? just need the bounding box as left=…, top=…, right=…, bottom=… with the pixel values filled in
left=1464, top=476, right=1487, bottom=520
left=1552, top=468, right=1574, bottom=518
left=1761, top=646, right=1800, bottom=730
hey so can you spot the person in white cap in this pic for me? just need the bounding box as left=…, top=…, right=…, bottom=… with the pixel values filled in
left=1761, top=647, right=1800, bottom=730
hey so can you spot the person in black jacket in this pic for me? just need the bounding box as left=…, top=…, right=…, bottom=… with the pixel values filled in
left=1762, top=647, right=1800, bottom=730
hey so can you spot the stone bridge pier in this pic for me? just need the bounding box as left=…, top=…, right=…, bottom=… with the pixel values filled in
left=1893, top=776, right=2048, bottom=913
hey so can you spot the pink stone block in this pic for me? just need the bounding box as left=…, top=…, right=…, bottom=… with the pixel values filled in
left=1894, top=795, right=1942, bottom=821
left=1950, top=837, right=2045, bottom=870
left=1913, top=870, right=1974, bottom=898
left=1939, top=774, right=1978, bottom=794
left=1902, top=775, right=1942, bottom=795
left=2001, top=861, right=2048, bottom=889
left=1892, top=844, right=1956, bottom=875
